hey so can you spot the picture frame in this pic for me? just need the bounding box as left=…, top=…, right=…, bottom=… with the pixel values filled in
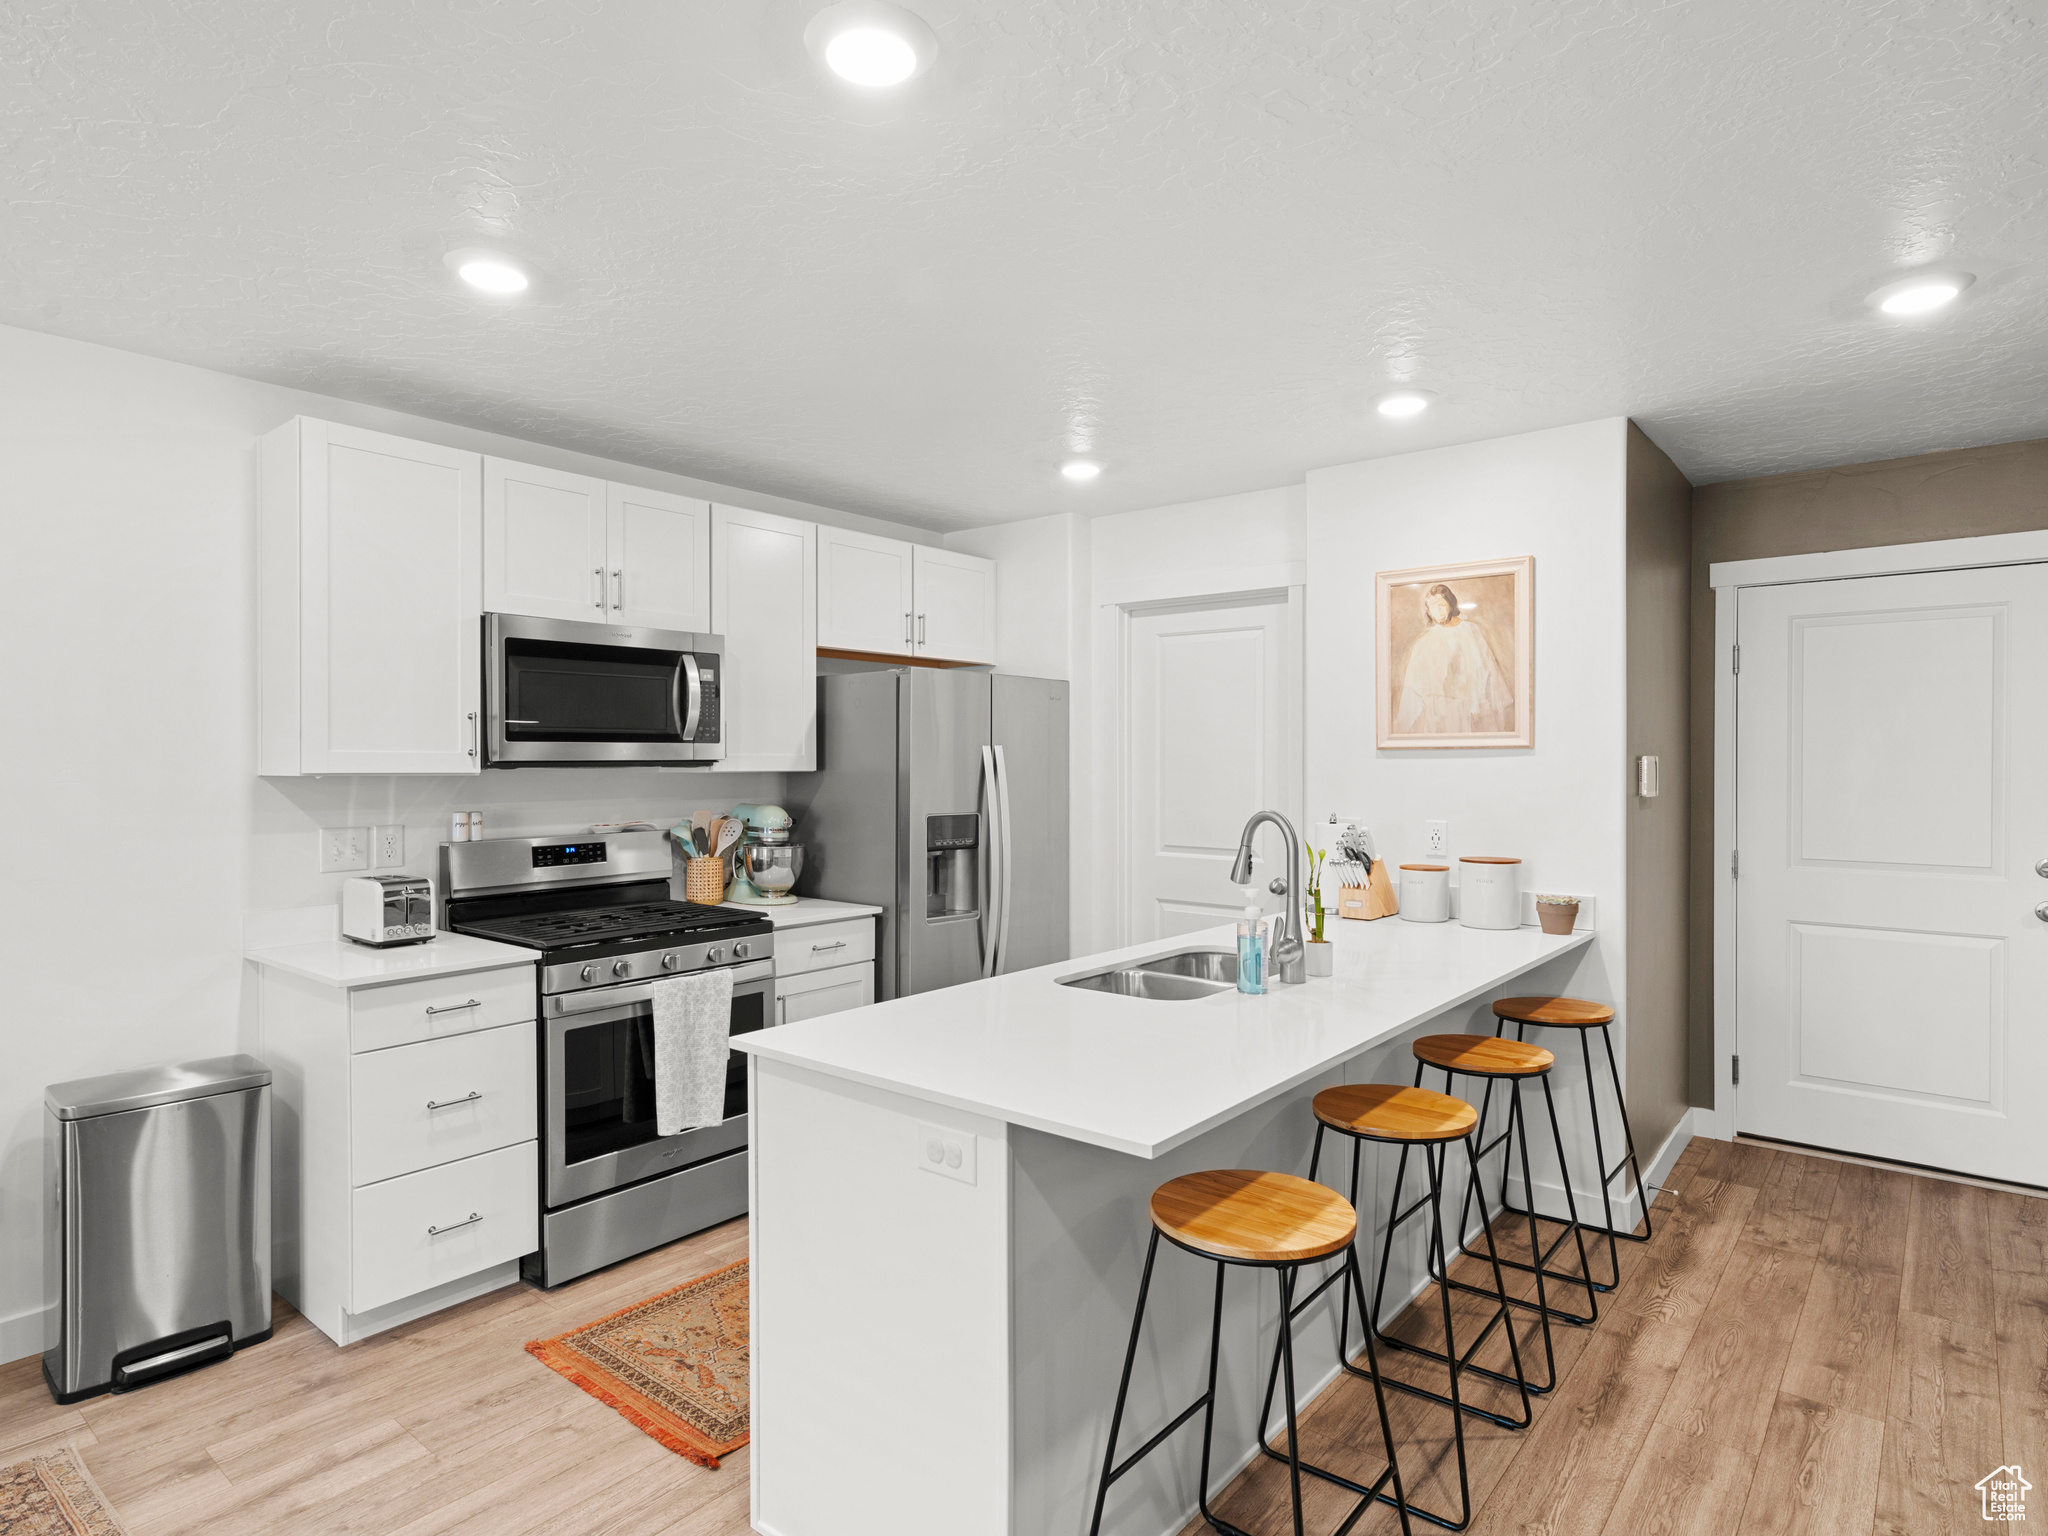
left=1375, top=555, right=1534, bottom=749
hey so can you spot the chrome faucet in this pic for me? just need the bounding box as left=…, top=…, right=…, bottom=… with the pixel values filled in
left=1228, top=810, right=1306, bottom=985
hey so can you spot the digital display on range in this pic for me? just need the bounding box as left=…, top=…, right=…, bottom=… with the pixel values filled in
left=533, top=842, right=607, bottom=868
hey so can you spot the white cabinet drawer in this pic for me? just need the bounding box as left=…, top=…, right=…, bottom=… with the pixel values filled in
left=775, top=961, right=875, bottom=1025
left=350, top=1023, right=537, bottom=1187
left=351, top=1140, right=537, bottom=1314
left=775, top=918, right=876, bottom=978
left=350, top=965, right=533, bottom=1053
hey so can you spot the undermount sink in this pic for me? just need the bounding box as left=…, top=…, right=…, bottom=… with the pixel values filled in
left=1057, top=947, right=1239, bottom=1001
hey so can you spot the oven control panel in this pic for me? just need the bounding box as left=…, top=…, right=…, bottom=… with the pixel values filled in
left=533, top=842, right=607, bottom=868
left=539, top=925, right=776, bottom=996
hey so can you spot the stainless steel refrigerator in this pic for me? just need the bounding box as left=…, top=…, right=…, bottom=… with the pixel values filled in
left=786, top=670, right=1069, bottom=999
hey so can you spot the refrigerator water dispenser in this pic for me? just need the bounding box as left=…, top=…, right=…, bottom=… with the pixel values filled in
left=926, top=814, right=981, bottom=920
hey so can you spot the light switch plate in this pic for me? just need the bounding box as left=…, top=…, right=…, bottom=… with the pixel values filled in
left=319, top=827, right=369, bottom=873
left=371, top=824, right=405, bottom=868
left=916, top=1121, right=977, bottom=1185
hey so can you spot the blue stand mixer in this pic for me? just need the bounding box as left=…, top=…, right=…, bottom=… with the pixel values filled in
left=725, top=803, right=803, bottom=906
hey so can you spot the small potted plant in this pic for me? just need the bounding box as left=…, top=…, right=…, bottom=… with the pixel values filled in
left=1535, top=893, right=1580, bottom=935
left=1303, top=841, right=1334, bottom=975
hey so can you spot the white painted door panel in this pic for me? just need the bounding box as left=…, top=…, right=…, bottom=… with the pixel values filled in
left=483, top=457, right=608, bottom=623
left=819, top=527, right=916, bottom=654
left=913, top=545, right=996, bottom=663
left=350, top=1140, right=537, bottom=1313
left=299, top=421, right=482, bottom=774
left=607, top=484, right=710, bottom=632
left=711, top=504, right=818, bottom=771
left=1735, top=564, right=2048, bottom=1184
left=1125, top=595, right=1296, bottom=941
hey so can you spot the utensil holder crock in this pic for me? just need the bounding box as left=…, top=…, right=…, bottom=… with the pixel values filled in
left=685, top=856, right=725, bottom=904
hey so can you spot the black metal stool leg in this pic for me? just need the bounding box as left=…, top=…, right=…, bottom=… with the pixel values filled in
left=1590, top=1024, right=1655, bottom=1249
left=1487, top=1022, right=1612, bottom=1305
left=1089, top=1230, right=1162, bottom=1536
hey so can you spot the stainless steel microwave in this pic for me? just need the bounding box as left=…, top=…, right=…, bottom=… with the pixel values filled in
left=484, top=614, right=724, bottom=767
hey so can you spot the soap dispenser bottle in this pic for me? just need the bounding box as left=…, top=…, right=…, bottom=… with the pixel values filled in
left=1237, top=904, right=1268, bottom=995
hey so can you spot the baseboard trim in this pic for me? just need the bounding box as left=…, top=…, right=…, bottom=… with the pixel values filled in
left=0, top=1304, right=52, bottom=1369
left=1502, top=1106, right=1700, bottom=1224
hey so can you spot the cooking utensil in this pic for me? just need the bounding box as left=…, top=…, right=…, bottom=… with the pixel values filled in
left=693, top=825, right=710, bottom=856
left=713, top=817, right=742, bottom=857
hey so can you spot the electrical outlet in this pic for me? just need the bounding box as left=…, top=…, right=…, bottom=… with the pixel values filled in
left=319, top=827, right=369, bottom=873
left=916, top=1121, right=977, bottom=1185
left=371, top=824, right=404, bottom=869
left=1427, top=820, right=1448, bottom=856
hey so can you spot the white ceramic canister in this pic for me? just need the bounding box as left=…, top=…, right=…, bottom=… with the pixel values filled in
left=1398, top=863, right=1450, bottom=923
left=1458, top=856, right=1523, bottom=930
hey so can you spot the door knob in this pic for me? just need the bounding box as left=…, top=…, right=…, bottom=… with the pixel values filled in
left=2036, top=858, right=2048, bottom=878
left=2037, top=902, right=2048, bottom=923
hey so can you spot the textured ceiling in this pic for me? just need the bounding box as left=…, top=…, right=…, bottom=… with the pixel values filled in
left=3, top=1, right=2044, bottom=529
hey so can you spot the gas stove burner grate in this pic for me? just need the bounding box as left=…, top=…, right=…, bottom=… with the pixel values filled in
left=457, top=900, right=753, bottom=949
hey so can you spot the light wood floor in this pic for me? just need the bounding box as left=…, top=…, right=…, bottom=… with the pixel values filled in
left=0, top=1218, right=751, bottom=1536
left=2, top=1139, right=2041, bottom=1535
left=1177, top=1135, right=2048, bottom=1536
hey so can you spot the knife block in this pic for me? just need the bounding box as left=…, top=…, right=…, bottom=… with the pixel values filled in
left=1337, top=862, right=1400, bottom=921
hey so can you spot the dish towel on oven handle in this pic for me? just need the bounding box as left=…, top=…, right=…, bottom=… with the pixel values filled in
left=650, top=968, right=735, bottom=1135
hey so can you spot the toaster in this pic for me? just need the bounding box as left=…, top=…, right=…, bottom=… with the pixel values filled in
left=341, top=875, right=436, bottom=947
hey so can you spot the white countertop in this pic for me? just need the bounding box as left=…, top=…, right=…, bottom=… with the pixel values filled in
left=736, top=917, right=1594, bottom=1158
left=758, top=898, right=883, bottom=929
left=244, top=933, right=539, bottom=989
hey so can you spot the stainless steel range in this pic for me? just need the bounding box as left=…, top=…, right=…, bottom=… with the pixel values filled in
left=439, top=831, right=773, bottom=1288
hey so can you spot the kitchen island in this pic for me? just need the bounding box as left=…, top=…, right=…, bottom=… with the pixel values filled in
left=735, top=913, right=1614, bottom=1536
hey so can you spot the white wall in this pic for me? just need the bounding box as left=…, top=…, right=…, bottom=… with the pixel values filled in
left=1304, top=420, right=1631, bottom=1158
left=0, top=321, right=935, bottom=1363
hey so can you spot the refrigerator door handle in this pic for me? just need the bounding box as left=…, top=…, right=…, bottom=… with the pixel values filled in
left=993, top=744, right=1015, bottom=976
left=980, top=744, right=1003, bottom=979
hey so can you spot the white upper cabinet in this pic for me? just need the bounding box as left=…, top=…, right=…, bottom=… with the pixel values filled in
left=607, top=484, right=711, bottom=633
left=711, top=504, right=818, bottom=772
left=482, top=458, right=608, bottom=623
left=913, top=545, right=996, bottom=664
left=259, top=418, right=483, bottom=775
left=818, top=526, right=917, bottom=654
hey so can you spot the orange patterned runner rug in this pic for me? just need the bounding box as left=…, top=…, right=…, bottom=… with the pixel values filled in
left=0, top=1445, right=130, bottom=1536
left=525, top=1258, right=750, bottom=1469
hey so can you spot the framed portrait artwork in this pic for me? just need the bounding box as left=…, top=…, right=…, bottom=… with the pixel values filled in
left=1375, top=556, right=1534, bottom=749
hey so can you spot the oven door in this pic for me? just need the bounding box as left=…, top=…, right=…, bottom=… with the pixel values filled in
left=486, top=612, right=723, bottom=766
left=543, top=960, right=772, bottom=1207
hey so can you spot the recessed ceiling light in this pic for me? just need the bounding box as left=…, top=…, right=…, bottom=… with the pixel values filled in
left=443, top=248, right=533, bottom=296
left=804, top=3, right=938, bottom=88
left=1375, top=391, right=1433, bottom=419
left=1061, top=460, right=1101, bottom=482
left=1869, top=271, right=1973, bottom=316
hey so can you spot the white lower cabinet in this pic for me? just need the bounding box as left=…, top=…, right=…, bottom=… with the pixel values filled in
left=775, top=960, right=876, bottom=1026
left=351, top=1142, right=538, bottom=1314
left=255, top=958, right=539, bottom=1346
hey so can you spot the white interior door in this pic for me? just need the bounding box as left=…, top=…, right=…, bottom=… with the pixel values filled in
left=1735, top=563, right=2048, bottom=1184
left=1124, top=593, right=1298, bottom=942
left=606, top=484, right=710, bottom=632
left=483, top=458, right=607, bottom=622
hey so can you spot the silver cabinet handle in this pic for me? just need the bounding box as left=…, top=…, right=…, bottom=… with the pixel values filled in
left=812, top=940, right=846, bottom=952
left=593, top=567, right=605, bottom=608
left=467, top=711, right=478, bottom=759
left=427, top=1212, right=482, bottom=1236
left=425, top=999, right=481, bottom=1016
left=612, top=568, right=623, bottom=609
left=426, top=1091, right=483, bottom=1111
left=904, top=611, right=913, bottom=647
left=917, top=613, right=926, bottom=644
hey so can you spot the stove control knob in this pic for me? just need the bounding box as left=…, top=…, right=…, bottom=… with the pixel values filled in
left=706, top=946, right=724, bottom=965
left=733, top=941, right=751, bottom=960
left=613, top=959, right=633, bottom=978
left=579, top=964, right=597, bottom=983
left=661, top=952, right=680, bottom=971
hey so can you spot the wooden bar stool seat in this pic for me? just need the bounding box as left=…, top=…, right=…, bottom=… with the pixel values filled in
left=1312, top=1082, right=1476, bottom=1142
left=1150, top=1169, right=1357, bottom=1264
left=1490, top=995, right=1651, bottom=1288
left=1091, top=1169, right=1411, bottom=1536
left=1492, top=996, right=1614, bottom=1028
left=1411, top=1034, right=1554, bottom=1078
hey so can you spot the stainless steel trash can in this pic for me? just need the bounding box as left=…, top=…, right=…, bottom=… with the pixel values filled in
left=43, top=1055, right=273, bottom=1403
